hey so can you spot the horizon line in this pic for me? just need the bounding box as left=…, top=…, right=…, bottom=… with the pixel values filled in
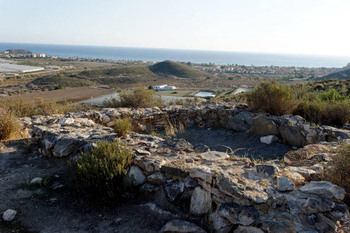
left=1, top=41, right=349, bottom=58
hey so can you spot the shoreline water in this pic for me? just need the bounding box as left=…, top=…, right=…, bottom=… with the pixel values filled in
left=1, top=42, right=349, bottom=68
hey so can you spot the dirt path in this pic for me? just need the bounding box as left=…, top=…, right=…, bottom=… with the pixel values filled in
left=0, top=140, right=174, bottom=233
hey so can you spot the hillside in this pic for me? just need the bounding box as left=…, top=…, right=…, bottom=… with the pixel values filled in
left=316, top=66, right=350, bottom=80
left=149, top=60, right=211, bottom=79
left=5, top=49, right=32, bottom=54
left=31, top=75, right=93, bottom=88
left=80, top=66, right=155, bottom=77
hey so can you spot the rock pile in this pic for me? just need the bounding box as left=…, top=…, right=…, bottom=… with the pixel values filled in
left=21, top=104, right=350, bottom=232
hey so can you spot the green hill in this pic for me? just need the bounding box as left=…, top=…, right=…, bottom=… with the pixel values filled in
left=149, top=60, right=211, bottom=79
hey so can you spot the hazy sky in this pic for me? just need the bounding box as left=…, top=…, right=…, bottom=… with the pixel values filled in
left=1, top=0, right=349, bottom=56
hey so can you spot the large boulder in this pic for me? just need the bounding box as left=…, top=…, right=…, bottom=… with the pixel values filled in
left=300, top=181, right=345, bottom=200
left=250, top=115, right=278, bottom=136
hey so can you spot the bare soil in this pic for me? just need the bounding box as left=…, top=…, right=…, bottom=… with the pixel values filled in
left=3, top=87, right=117, bottom=103
left=0, top=140, right=174, bottom=233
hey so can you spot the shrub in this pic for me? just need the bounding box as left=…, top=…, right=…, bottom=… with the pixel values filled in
left=245, top=81, right=298, bottom=116
left=0, top=108, right=21, bottom=140
left=103, top=87, right=163, bottom=108
left=114, top=118, right=132, bottom=137
left=70, top=140, right=134, bottom=198
left=318, top=143, right=350, bottom=204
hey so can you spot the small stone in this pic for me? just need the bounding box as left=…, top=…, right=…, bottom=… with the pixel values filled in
left=276, top=176, right=295, bottom=191
left=308, top=214, right=317, bottom=225
left=58, top=117, right=74, bottom=125
left=260, top=135, right=278, bottom=145
left=234, top=226, right=264, bottom=233
left=256, top=165, right=278, bottom=177
left=128, top=166, right=146, bottom=185
left=3, top=209, right=17, bottom=221
left=30, top=177, right=43, bottom=184
left=163, top=180, right=184, bottom=202
left=114, top=217, right=122, bottom=225
left=147, top=173, right=165, bottom=185
left=159, top=219, right=206, bottom=233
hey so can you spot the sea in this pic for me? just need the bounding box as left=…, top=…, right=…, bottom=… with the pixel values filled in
left=0, top=42, right=349, bottom=68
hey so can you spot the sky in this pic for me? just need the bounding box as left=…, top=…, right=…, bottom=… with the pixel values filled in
left=0, top=0, right=350, bottom=56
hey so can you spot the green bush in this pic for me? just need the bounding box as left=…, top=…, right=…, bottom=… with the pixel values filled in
left=70, top=140, right=134, bottom=198
left=319, top=143, right=350, bottom=204
left=103, top=87, right=163, bottom=108
left=245, top=81, right=298, bottom=116
left=114, top=118, right=132, bottom=137
left=0, top=108, right=21, bottom=141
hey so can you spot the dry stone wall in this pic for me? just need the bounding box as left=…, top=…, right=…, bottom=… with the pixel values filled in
left=21, top=104, right=350, bottom=232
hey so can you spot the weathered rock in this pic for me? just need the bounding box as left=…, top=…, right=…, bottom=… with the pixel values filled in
left=303, top=197, right=334, bottom=214
left=260, top=135, right=278, bottom=144
left=216, top=172, right=268, bottom=204
left=250, top=115, right=278, bottom=136
left=279, top=124, right=307, bottom=147
left=3, top=209, right=17, bottom=221
left=234, top=226, right=264, bottom=233
left=276, top=176, right=295, bottom=192
left=189, top=166, right=215, bottom=184
left=159, top=219, right=206, bottom=233
left=194, top=144, right=210, bottom=153
left=219, top=203, right=259, bottom=226
left=284, top=144, right=331, bottom=165
left=279, top=167, right=306, bottom=185
left=58, top=117, right=74, bottom=125
left=190, top=187, right=212, bottom=215
left=163, top=180, right=184, bottom=202
left=147, top=173, right=165, bottom=185
left=256, top=164, right=278, bottom=177
left=210, top=210, right=233, bottom=233
left=30, top=177, right=43, bottom=185
left=300, top=181, right=345, bottom=200
left=184, top=176, right=199, bottom=189
left=199, top=151, right=230, bottom=162
left=128, top=166, right=146, bottom=185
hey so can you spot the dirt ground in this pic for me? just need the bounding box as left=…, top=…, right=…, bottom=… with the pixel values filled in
left=0, top=140, right=174, bottom=233
left=178, top=128, right=293, bottom=160
left=3, top=87, right=117, bottom=103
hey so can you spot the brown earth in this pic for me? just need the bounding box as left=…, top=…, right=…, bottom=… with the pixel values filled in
left=2, top=87, right=117, bottom=103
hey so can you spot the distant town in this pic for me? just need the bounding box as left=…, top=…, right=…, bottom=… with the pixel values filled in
left=0, top=48, right=346, bottom=79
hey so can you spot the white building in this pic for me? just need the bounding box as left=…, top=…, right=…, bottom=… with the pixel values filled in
left=153, top=84, right=176, bottom=91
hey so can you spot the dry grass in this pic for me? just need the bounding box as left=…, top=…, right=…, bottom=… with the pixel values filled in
left=0, top=109, right=21, bottom=141
left=165, top=116, right=184, bottom=136
left=114, top=118, right=133, bottom=137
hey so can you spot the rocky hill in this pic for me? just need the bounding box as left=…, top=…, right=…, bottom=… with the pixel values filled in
left=5, top=49, right=32, bottom=54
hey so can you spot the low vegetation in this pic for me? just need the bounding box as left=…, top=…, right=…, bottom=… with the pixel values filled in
left=0, top=98, right=87, bottom=118
left=245, top=81, right=350, bottom=126
left=31, top=75, right=94, bottom=88
left=103, top=87, right=163, bottom=108
left=70, top=140, right=134, bottom=198
left=0, top=108, right=21, bottom=141
left=318, top=143, right=350, bottom=204
left=245, top=81, right=298, bottom=116
left=114, top=118, right=133, bottom=137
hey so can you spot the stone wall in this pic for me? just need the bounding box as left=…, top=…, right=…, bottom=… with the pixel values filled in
left=21, top=104, right=350, bottom=232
